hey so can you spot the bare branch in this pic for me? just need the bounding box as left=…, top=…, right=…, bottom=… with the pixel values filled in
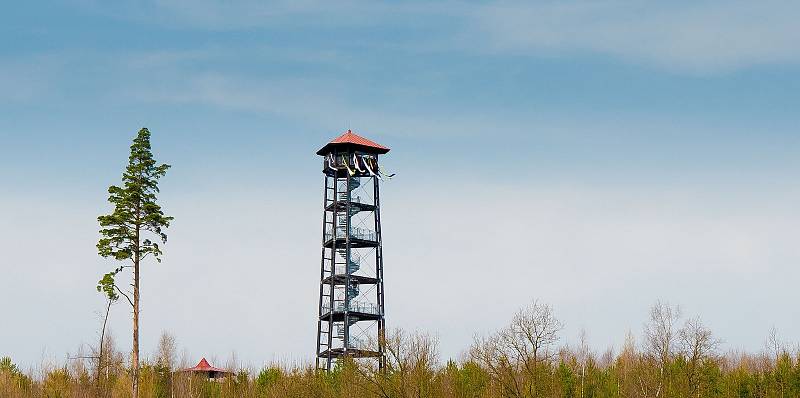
left=114, top=285, right=134, bottom=307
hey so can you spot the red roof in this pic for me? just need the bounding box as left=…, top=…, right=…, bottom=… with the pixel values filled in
left=316, top=130, right=390, bottom=155
left=184, top=358, right=230, bottom=374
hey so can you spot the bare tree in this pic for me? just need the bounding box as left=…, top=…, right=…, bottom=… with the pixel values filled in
left=641, top=301, right=682, bottom=398
left=357, top=329, right=439, bottom=398
left=155, top=331, right=177, bottom=371
left=576, top=329, right=593, bottom=398
left=68, top=298, right=115, bottom=397
left=471, top=301, right=562, bottom=398
left=471, top=333, right=521, bottom=398
left=617, top=330, right=637, bottom=397
left=98, top=331, right=124, bottom=397
left=765, top=326, right=790, bottom=397
left=765, top=326, right=785, bottom=363
left=152, top=331, right=177, bottom=398
left=95, top=298, right=114, bottom=396
left=679, top=317, right=720, bottom=398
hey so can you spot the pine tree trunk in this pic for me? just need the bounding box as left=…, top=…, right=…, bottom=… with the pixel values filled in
left=133, top=232, right=140, bottom=398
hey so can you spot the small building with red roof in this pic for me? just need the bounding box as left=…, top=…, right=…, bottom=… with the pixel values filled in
left=180, top=358, right=232, bottom=380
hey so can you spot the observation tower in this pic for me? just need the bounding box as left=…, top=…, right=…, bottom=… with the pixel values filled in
left=315, top=130, right=390, bottom=371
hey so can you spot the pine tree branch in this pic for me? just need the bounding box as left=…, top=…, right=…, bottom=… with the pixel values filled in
left=114, top=285, right=134, bottom=307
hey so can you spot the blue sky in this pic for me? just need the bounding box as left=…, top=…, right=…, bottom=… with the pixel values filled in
left=1, top=1, right=800, bottom=369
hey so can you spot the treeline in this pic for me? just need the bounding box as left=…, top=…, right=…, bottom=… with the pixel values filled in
left=2, top=301, right=799, bottom=398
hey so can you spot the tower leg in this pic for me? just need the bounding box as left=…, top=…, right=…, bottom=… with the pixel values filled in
left=374, top=173, right=386, bottom=370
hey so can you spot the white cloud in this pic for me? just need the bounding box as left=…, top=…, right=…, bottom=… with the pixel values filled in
left=470, top=0, right=800, bottom=73
left=72, top=0, right=441, bottom=30
left=71, top=0, right=800, bottom=73
left=0, top=54, right=65, bottom=103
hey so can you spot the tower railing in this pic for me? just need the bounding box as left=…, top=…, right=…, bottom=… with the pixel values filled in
left=334, top=194, right=371, bottom=207
left=325, top=226, right=377, bottom=242
left=347, top=336, right=376, bottom=351
left=322, top=301, right=382, bottom=316
left=331, top=264, right=361, bottom=276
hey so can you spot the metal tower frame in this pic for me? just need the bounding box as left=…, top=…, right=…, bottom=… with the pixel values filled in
left=315, top=145, right=387, bottom=371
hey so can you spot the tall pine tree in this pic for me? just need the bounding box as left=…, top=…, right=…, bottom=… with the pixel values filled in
left=97, top=128, right=172, bottom=398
